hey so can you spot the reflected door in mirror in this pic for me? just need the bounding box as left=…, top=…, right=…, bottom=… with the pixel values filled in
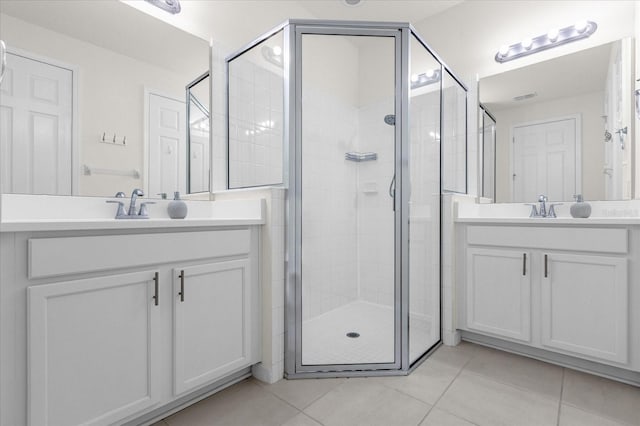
left=512, top=117, right=577, bottom=202
left=1, top=52, right=73, bottom=194
left=148, top=93, right=186, bottom=196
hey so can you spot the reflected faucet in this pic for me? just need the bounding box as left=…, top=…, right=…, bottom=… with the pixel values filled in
left=538, top=195, right=548, bottom=217
left=128, top=188, right=144, bottom=216
left=526, top=194, right=561, bottom=218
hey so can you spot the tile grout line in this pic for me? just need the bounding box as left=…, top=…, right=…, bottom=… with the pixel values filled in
left=415, top=349, right=481, bottom=426
left=460, top=366, right=564, bottom=405
left=556, top=368, right=565, bottom=426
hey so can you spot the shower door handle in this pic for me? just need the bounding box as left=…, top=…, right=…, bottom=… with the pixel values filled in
left=389, top=174, right=396, bottom=211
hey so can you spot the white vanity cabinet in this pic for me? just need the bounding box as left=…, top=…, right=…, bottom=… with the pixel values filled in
left=466, top=248, right=532, bottom=342
left=28, top=271, right=163, bottom=426
left=173, top=259, right=254, bottom=395
left=0, top=226, right=261, bottom=426
left=457, top=225, right=636, bottom=372
left=540, top=252, right=628, bottom=364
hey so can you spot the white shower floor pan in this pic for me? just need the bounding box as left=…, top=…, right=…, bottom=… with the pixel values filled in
left=301, top=300, right=435, bottom=366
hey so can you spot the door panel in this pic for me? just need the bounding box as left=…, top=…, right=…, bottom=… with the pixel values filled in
left=148, top=93, right=186, bottom=196
left=512, top=117, right=576, bottom=202
left=466, top=248, right=532, bottom=342
left=541, top=253, right=628, bottom=363
left=0, top=52, right=72, bottom=194
left=297, top=31, right=398, bottom=369
left=28, top=271, right=161, bottom=426
left=173, top=260, right=252, bottom=395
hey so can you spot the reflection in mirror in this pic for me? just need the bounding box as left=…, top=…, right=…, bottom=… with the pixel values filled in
left=228, top=30, right=284, bottom=189
left=480, top=38, right=634, bottom=202
left=442, top=71, right=467, bottom=194
left=480, top=104, right=496, bottom=200
left=187, top=72, right=211, bottom=194
left=0, top=0, right=209, bottom=198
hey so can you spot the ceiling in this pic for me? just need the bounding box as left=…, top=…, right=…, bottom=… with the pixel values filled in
left=480, top=41, right=613, bottom=111
left=297, top=0, right=463, bottom=23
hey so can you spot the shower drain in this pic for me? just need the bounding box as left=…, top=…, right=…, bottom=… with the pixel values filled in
left=346, top=332, right=360, bottom=338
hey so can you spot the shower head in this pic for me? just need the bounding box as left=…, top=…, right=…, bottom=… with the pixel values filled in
left=384, top=114, right=395, bottom=126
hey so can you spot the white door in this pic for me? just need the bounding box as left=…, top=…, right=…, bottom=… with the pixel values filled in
left=28, top=271, right=161, bottom=426
left=188, top=133, right=209, bottom=193
left=541, top=252, right=628, bottom=364
left=466, top=248, right=532, bottom=342
left=148, top=93, right=186, bottom=197
left=512, top=117, right=577, bottom=202
left=173, top=259, right=253, bottom=396
left=0, top=52, right=73, bottom=194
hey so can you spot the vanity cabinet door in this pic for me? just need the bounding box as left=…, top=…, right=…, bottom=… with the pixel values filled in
left=541, top=253, right=628, bottom=364
left=173, top=259, right=254, bottom=396
left=27, top=271, right=162, bottom=426
left=466, top=248, right=532, bottom=342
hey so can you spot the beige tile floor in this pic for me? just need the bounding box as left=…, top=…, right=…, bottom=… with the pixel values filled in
left=154, top=342, right=640, bottom=426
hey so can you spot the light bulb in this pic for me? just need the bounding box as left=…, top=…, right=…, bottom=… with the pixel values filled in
left=425, top=69, right=435, bottom=78
left=410, top=74, right=419, bottom=83
left=522, top=38, right=533, bottom=50
left=272, top=46, right=282, bottom=56
left=498, top=45, right=510, bottom=56
left=575, top=20, right=588, bottom=33
left=547, top=28, right=559, bottom=42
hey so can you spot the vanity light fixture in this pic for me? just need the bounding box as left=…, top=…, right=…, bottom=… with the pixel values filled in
left=144, top=0, right=181, bottom=14
left=495, top=20, right=597, bottom=63
left=262, top=45, right=283, bottom=68
left=410, top=68, right=441, bottom=89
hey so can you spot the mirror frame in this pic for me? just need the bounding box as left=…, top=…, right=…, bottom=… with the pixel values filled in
left=186, top=71, right=211, bottom=195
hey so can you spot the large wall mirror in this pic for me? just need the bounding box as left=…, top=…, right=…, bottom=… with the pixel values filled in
left=0, top=0, right=210, bottom=198
left=480, top=38, right=634, bottom=202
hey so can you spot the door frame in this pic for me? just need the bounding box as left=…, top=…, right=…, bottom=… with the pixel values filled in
left=288, top=24, right=405, bottom=375
left=509, top=114, right=581, bottom=201
left=143, top=88, right=186, bottom=197
left=4, top=47, right=79, bottom=195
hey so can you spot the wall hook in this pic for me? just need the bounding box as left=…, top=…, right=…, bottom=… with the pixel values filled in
left=615, top=127, right=627, bottom=150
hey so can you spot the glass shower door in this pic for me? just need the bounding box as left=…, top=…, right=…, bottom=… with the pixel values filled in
left=296, top=29, right=400, bottom=370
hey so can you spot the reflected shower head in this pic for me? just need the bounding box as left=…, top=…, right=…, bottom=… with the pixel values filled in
left=384, top=114, right=395, bottom=126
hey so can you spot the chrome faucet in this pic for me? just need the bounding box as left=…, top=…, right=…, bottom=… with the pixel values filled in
left=106, top=189, right=154, bottom=219
left=128, top=188, right=144, bottom=216
left=538, top=194, right=548, bottom=218
left=526, top=194, right=561, bottom=218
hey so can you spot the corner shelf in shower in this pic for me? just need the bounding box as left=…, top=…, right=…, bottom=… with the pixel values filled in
left=345, top=152, right=378, bottom=162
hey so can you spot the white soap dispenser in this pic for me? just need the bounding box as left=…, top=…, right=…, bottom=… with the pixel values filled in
left=570, top=194, right=591, bottom=218
left=167, top=191, right=188, bottom=219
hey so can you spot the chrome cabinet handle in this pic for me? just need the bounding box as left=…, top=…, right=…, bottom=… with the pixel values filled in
left=178, top=270, right=185, bottom=302
left=544, top=254, right=548, bottom=278
left=0, top=40, right=6, bottom=85
left=153, top=272, right=159, bottom=306
left=522, top=253, right=527, bottom=276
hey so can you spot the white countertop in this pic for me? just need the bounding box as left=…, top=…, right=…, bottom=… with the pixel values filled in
left=0, top=194, right=266, bottom=232
left=455, top=201, right=640, bottom=226
left=455, top=217, right=640, bottom=225
left=0, top=217, right=265, bottom=232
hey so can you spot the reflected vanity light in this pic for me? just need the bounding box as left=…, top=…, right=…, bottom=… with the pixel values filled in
left=144, top=0, right=181, bottom=14
left=410, top=68, right=441, bottom=89
left=495, top=20, right=597, bottom=63
left=261, top=45, right=283, bottom=68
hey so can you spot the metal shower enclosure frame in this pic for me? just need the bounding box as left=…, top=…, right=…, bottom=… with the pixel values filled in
left=226, top=19, right=468, bottom=378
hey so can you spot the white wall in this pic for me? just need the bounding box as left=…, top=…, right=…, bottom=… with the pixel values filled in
left=493, top=91, right=606, bottom=202
left=414, top=1, right=636, bottom=83
left=0, top=13, right=207, bottom=196
left=413, top=1, right=636, bottom=201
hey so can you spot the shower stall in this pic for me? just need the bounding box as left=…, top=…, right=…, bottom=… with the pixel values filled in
left=227, top=20, right=467, bottom=377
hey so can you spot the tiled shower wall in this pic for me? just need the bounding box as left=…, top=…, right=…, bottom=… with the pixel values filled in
left=355, top=100, right=395, bottom=308
left=301, top=87, right=359, bottom=320
left=227, top=49, right=284, bottom=189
